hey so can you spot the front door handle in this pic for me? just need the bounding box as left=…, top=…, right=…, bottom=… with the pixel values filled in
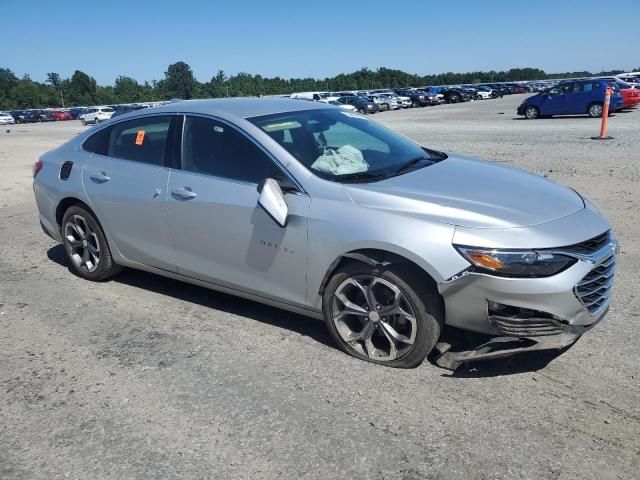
left=89, top=171, right=110, bottom=182
left=171, top=187, right=197, bottom=199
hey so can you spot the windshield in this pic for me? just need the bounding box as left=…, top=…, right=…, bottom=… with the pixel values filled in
left=249, top=108, right=446, bottom=182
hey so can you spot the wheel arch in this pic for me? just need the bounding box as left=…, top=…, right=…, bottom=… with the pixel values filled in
left=318, top=248, right=439, bottom=297
left=55, top=196, right=93, bottom=232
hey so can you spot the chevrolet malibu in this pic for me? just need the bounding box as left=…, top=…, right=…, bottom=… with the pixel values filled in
left=33, top=99, right=618, bottom=368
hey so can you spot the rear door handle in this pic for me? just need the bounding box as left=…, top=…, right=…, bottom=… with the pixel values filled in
left=171, top=187, right=197, bottom=199
left=89, top=171, right=110, bottom=182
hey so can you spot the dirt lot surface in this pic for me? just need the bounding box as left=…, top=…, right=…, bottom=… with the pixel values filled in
left=1, top=96, right=638, bottom=479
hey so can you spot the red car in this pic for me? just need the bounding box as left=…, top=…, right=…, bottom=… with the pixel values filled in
left=621, top=87, right=640, bottom=108
left=601, top=78, right=640, bottom=108
left=51, top=111, right=72, bottom=121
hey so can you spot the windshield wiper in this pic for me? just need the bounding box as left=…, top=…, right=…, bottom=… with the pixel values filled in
left=333, top=171, right=387, bottom=183
left=394, top=156, right=432, bottom=175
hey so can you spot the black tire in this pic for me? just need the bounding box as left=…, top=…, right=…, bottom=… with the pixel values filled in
left=411, top=100, right=419, bottom=108
left=323, top=262, right=442, bottom=368
left=358, top=108, right=366, bottom=114
left=61, top=205, right=122, bottom=281
left=80, top=118, right=86, bottom=126
left=588, top=102, right=604, bottom=118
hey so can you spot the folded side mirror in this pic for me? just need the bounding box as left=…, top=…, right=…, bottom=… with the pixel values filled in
left=257, top=178, right=288, bottom=227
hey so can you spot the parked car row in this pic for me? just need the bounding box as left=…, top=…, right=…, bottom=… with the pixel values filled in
left=4, top=102, right=164, bottom=126
left=289, top=81, right=552, bottom=114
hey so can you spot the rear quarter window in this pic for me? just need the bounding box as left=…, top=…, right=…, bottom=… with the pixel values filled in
left=82, top=127, right=112, bottom=156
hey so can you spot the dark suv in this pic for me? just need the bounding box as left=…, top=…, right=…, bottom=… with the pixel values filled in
left=336, top=96, right=379, bottom=114
left=440, top=88, right=471, bottom=103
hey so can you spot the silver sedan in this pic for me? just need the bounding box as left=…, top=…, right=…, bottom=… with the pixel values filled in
left=33, top=98, right=618, bottom=369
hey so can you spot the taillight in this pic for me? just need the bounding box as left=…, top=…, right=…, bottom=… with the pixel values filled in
left=33, top=159, right=43, bottom=177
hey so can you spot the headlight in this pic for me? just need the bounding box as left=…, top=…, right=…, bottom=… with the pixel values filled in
left=454, top=245, right=577, bottom=278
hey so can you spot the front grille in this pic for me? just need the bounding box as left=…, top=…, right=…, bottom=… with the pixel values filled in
left=575, top=254, right=616, bottom=314
left=565, top=231, right=611, bottom=255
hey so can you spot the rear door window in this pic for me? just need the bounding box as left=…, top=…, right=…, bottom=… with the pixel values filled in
left=577, top=82, right=594, bottom=92
left=108, top=116, right=172, bottom=166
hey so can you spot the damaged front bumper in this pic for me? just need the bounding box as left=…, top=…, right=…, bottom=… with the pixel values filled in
left=433, top=307, right=607, bottom=370
left=434, top=229, right=618, bottom=370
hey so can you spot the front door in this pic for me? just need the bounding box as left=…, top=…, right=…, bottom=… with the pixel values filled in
left=167, top=115, right=309, bottom=307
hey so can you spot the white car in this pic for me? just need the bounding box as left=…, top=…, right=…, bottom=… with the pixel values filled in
left=473, top=87, right=494, bottom=99
left=377, top=94, right=402, bottom=110
left=80, top=107, right=115, bottom=125
left=290, top=92, right=340, bottom=103
left=0, top=111, right=15, bottom=125
left=393, top=95, right=412, bottom=108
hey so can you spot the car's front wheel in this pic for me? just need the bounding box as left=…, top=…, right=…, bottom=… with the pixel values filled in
left=323, top=262, right=442, bottom=368
left=524, top=105, right=539, bottom=119
left=61, top=205, right=122, bottom=281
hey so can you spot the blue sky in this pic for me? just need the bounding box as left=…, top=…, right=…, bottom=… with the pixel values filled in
left=4, top=0, right=638, bottom=84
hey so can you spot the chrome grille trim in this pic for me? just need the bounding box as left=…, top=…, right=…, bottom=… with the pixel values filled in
left=565, top=231, right=611, bottom=255
left=574, top=253, right=616, bottom=315
left=490, top=315, right=565, bottom=337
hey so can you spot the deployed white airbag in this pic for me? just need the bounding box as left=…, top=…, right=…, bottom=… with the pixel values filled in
left=311, top=145, right=369, bottom=175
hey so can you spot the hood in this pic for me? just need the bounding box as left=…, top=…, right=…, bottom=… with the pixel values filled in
left=344, top=155, right=584, bottom=228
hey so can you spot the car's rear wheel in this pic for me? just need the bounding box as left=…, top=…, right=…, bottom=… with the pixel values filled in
left=61, top=205, right=122, bottom=281
left=524, top=105, right=540, bottom=119
left=80, top=118, right=86, bottom=126
left=323, top=262, right=442, bottom=368
left=588, top=102, right=603, bottom=118
left=358, top=108, right=366, bottom=114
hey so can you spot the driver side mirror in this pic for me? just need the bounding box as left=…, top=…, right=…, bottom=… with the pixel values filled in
left=257, top=178, right=289, bottom=227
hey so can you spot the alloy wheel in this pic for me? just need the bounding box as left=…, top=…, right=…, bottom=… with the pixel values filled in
left=590, top=104, right=603, bottom=117
left=64, top=215, right=100, bottom=272
left=331, top=275, right=417, bottom=361
left=525, top=106, right=539, bottom=119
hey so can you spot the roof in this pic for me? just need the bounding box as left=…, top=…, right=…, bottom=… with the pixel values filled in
left=148, top=97, right=332, bottom=119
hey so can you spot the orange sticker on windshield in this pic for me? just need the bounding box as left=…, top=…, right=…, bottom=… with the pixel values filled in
left=135, top=130, right=145, bottom=145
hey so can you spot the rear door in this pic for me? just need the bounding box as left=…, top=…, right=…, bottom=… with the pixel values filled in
left=573, top=81, right=595, bottom=114
left=82, top=115, right=177, bottom=271
left=166, top=115, right=309, bottom=306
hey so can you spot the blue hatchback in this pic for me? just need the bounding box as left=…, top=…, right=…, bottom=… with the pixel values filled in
left=517, top=79, right=623, bottom=119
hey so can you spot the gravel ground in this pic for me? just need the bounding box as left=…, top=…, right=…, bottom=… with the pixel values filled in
left=1, top=96, right=638, bottom=480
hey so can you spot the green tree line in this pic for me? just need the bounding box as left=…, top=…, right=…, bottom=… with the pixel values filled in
left=0, top=62, right=633, bottom=110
